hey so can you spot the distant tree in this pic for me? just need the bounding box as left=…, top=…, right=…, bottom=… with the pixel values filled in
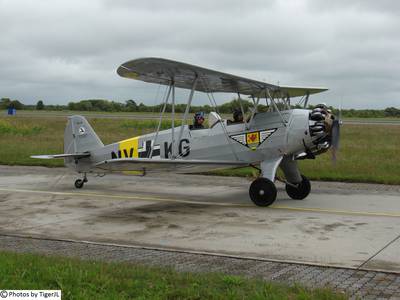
left=138, top=102, right=146, bottom=112
left=60, top=98, right=399, bottom=119
left=8, top=100, right=24, bottom=110
left=36, top=100, right=44, bottom=110
left=125, top=100, right=138, bottom=112
left=384, top=107, right=400, bottom=117
left=0, top=98, right=11, bottom=109
left=67, top=102, right=77, bottom=110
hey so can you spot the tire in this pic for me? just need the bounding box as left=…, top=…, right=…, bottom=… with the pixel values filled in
left=249, top=178, right=277, bottom=207
left=74, top=179, right=84, bottom=189
left=285, top=175, right=311, bottom=200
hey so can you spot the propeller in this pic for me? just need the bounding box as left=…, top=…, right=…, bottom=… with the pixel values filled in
left=331, top=104, right=342, bottom=164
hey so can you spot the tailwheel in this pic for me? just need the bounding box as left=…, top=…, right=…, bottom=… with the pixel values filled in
left=74, top=174, right=88, bottom=189
left=74, top=179, right=84, bottom=189
left=285, top=175, right=311, bottom=200
left=249, top=177, right=277, bottom=207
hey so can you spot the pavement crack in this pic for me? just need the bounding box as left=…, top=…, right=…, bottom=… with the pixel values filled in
left=357, top=232, right=400, bottom=269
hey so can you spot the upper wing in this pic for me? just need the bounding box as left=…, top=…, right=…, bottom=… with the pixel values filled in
left=95, top=158, right=249, bottom=173
left=271, top=85, right=328, bottom=98
left=117, top=57, right=328, bottom=98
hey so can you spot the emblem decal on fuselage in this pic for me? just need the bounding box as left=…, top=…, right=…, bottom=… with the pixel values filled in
left=78, top=127, right=86, bottom=135
left=230, top=128, right=277, bottom=150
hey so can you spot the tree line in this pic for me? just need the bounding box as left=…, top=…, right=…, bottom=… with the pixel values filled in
left=1, top=97, right=400, bottom=118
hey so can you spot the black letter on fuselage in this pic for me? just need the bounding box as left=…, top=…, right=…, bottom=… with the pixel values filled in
left=164, top=142, right=172, bottom=158
left=123, top=148, right=134, bottom=158
left=179, top=139, right=190, bottom=157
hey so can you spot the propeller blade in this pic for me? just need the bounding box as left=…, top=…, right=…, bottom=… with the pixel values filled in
left=331, top=119, right=340, bottom=163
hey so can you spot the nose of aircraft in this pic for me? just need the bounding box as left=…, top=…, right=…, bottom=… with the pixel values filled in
left=308, top=104, right=341, bottom=160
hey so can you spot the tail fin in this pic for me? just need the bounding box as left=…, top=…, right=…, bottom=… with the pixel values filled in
left=64, top=115, right=104, bottom=154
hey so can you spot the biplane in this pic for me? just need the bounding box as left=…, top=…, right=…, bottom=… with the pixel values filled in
left=32, top=57, right=340, bottom=207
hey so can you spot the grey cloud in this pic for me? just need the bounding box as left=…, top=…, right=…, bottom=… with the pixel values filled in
left=101, top=0, right=275, bottom=13
left=307, top=0, right=400, bottom=14
left=0, top=0, right=399, bottom=108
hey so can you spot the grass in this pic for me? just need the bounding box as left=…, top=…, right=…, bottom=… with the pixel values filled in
left=0, top=119, right=44, bottom=135
left=121, top=119, right=182, bottom=131
left=0, top=117, right=161, bottom=167
left=0, top=115, right=399, bottom=184
left=0, top=251, right=346, bottom=300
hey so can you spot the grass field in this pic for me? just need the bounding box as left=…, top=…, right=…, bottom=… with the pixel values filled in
left=12, top=110, right=400, bottom=123
left=0, top=251, right=345, bottom=299
left=0, top=115, right=399, bottom=184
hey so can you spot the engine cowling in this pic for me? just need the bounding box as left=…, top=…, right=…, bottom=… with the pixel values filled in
left=308, top=104, right=336, bottom=154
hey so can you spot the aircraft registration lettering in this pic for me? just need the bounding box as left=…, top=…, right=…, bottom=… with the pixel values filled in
left=111, top=137, right=162, bottom=159
left=114, top=137, right=139, bottom=158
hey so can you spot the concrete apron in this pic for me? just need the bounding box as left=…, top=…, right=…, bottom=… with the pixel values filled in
left=0, top=165, right=399, bottom=273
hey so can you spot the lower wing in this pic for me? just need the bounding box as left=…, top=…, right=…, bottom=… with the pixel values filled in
left=94, top=158, right=249, bottom=173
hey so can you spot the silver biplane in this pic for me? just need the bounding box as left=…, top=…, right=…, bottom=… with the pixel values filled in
left=32, top=57, right=340, bottom=207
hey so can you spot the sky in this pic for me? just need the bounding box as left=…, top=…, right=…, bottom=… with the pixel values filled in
left=0, top=0, right=399, bottom=109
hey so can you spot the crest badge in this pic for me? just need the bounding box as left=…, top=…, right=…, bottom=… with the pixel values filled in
left=230, top=128, right=277, bottom=150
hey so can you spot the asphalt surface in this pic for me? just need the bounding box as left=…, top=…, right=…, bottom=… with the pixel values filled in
left=1, top=165, right=400, bottom=297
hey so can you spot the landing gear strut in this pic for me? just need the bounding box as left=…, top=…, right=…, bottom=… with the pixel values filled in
left=249, top=177, right=277, bottom=207
left=285, top=175, right=311, bottom=200
left=74, top=173, right=88, bottom=189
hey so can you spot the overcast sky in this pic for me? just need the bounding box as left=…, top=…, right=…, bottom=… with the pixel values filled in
left=1, top=0, right=399, bottom=108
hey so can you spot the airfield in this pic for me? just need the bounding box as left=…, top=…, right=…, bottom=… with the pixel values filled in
left=1, top=113, right=400, bottom=298
left=1, top=165, right=400, bottom=273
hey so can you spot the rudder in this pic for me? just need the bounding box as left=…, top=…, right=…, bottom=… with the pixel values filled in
left=64, top=115, right=104, bottom=154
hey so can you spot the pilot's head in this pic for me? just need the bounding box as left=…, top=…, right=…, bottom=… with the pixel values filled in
left=194, top=111, right=205, bottom=125
left=233, top=109, right=243, bottom=122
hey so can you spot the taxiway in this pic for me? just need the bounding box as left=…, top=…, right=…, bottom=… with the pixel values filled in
left=0, top=165, right=399, bottom=273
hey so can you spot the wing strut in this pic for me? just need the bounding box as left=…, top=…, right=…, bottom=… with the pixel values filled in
left=171, top=81, right=176, bottom=158
left=237, top=92, right=249, bottom=130
left=149, top=84, right=172, bottom=158
left=177, top=76, right=198, bottom=151
left=200, top=76, right=240, bottom=162
left=247, top=94, right=261, bottom=128
left=266, top=89, right=287, bottom=127
left=304, top=91, right=310, bottom=108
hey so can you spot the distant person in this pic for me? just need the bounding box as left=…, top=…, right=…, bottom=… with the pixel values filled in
left=189, top=112, right=205, bottom=130
left=228, top=109, right=243, bottom=125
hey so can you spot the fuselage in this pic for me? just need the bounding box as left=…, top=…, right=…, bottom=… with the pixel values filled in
left=68, top=109, right=319, bottom=174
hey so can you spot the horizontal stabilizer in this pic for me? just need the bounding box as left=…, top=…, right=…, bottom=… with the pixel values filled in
left=30, top=153, right=90, bottom=160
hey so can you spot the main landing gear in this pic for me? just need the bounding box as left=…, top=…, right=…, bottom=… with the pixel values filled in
left=249, top=174, right=311, bottom=207
left=249, top=178, right=277, bottom=207
left=285, top=175, right=311, bottom=200
left=74, top=173, right=88, bottom=189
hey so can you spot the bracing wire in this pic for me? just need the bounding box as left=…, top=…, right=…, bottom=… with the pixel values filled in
left=199, top=77, right=240, bottom=161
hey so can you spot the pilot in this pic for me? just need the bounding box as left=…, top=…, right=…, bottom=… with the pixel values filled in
left=189, top=111, right=205, bottom=130
left=228, top=109, right=244, bottom=124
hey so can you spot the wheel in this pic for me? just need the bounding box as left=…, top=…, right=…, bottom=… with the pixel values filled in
left=74, top=179, right=84, bottom=189
left=249, top=178, right=277, bottom=207
left=285, top=175, right=311, bottom=200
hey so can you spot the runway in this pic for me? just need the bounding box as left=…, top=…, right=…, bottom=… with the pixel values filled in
left=0, top=165, right=400, bottom=273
